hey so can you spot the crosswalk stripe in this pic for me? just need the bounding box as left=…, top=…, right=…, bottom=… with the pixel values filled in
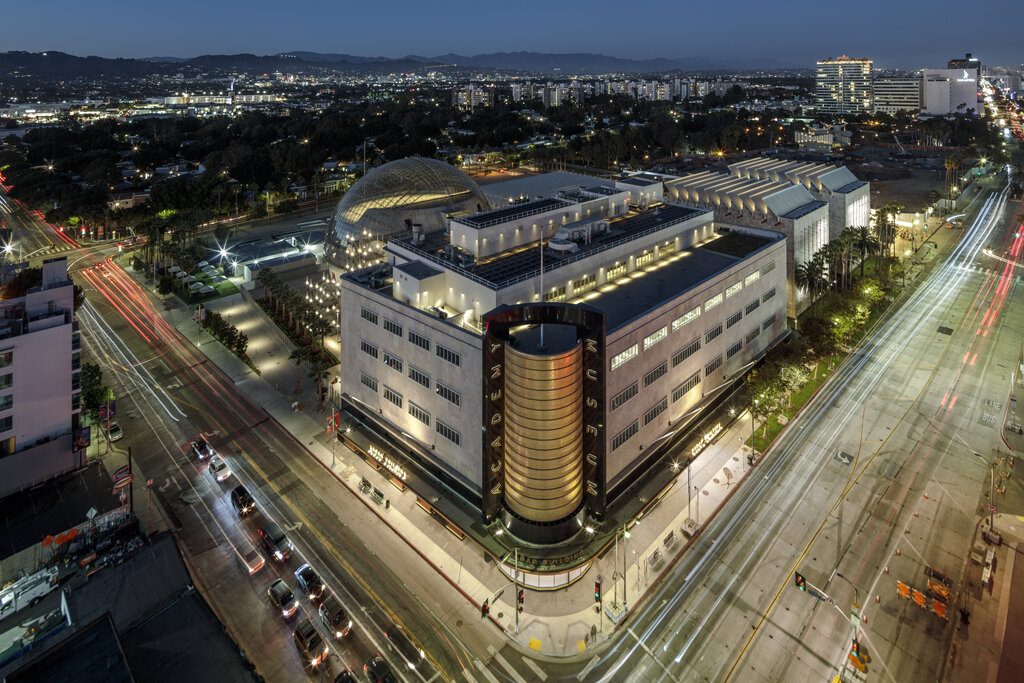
left=521, top=655, right=549, bottom=681
left=461, top=667, right=480, bottom=683
left=473, top=659, right=501, bottom=683
left=487, top=645, right=527, bottom=683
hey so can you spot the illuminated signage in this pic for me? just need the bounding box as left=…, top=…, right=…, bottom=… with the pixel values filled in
left=367, top=445, right=407, bottom=481
left=691, top=422, right=724, bottom=458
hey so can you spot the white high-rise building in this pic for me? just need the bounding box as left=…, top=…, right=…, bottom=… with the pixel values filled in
left=872, top=76, right=922, bottom=115
left=816, top=56, right=873, bottom=115
left=922, top=68, right=980, bottom=116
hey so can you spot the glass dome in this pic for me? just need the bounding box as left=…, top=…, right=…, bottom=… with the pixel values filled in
left=331, top=157, right=490, bottom=246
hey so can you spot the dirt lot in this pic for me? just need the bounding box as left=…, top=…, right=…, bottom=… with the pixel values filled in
left=868, top=167, right=947, bottom=211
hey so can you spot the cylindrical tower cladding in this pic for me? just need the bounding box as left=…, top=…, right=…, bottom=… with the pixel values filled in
left=503, top=324, right=583, bottom=523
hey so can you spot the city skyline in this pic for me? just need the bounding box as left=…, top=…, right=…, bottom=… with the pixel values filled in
left=2, top=0, right=1021, bottom=69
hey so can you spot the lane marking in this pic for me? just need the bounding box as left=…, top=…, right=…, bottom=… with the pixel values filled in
left=521, top=655, right=549, bottom=681
left=487, top=645, right=527, bottom=683
left=473, top=659, right=501, bottom=683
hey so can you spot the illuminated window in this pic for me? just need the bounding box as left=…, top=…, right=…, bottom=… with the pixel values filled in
left=644, top=327, right=667, bottom=350
left=611, top=344, right=639, bottom=370
left=744, top=271, right=760, bottom=286
left=704, top=293, right=723, bottom=311
left=726, top=282, right=743, bottom=298
left=672, top=306, right=700, bottom=332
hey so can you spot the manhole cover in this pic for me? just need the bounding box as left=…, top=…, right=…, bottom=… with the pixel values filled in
left=456, top=620, right=463, bottom=627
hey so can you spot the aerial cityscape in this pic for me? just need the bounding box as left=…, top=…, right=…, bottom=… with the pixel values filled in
left=1, top=2, right=1023, bottom=682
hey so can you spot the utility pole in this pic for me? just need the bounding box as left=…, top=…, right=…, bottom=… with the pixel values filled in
left=613, top=530, right=620, bottom=607
left=127, top=446, right=134, bottom=513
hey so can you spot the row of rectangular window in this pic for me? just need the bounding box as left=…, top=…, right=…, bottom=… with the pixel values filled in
left=705, top=324, right=723, bottom=343
left=745, top=298, right=761, bottom=315
left=726, top=311, right=742, bottom=329
left=761, top=261, right=776, bottom=276
left=360, top=340, right=378, bottom=359
left=384, top=386, right=403, bottom=408
left=762, top=287, right=776, bottom=303
left=436, top=344, right=461, bottom=367
left=763, top=314, right=777, bottom=330
left=409, top=366, right=430, bottom=388
left=436, top=420, right=461, bottom=446
left=672, top=306, right=700, bottom=332
left=409, top=330, right=430, bottom=351
left=612, top=420, right=639, bottom=451
left=383, top=319, right=403, bottom=337
left=644, top=326, right=667, bottom=350
left=0, top=415, right=10, bottom=433
left=672, top=339, right=701, bottom=367
left=361, top=306, right=434, bottom=353
left=361, top=308, right=378, bottom=325
left=725, top=281, right=743, bottom=298
left=360, top=373, right=378, bottom=393
left=383, top=352, right=403, bottom=372
left=705, top=355, right=723, bottom=376
left=643, top=362, right=667, bottom=387
left=436, top=382, right=461, bottom=407
left=672, top=372, right=701, bottom=402
left=0, top=394, right=11, bottom=411
left=745, top=327, right=761, bottom=344
left=611, top=382, right=638, bottom=411
left=643, top=397, right=668, bottom=425
left=611, top=344, right=639, bottom=370
left=409, top=402, right=430, bottom=425
left=727, top=341, right=742, bottom=359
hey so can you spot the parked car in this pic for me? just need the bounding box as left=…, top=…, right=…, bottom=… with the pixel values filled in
left=333, top=671, right=358, bottom=683
left=230, top=485, right=256, bottom=517
left=107, top=422, right=123, bottom=442
left=294, top=563, right=326, bottom=603
left=363, top=655, right=397, bottom=683
left=191, top=438, right=215, bottom=460
left=208, top=454, right=231, bottom=482
left=267, top=579, right=299, bottom=620
left=257, top=521, right=291, bottom=562
left=385, top=623, right=425, bottom=670
left=318, top=593, right=352, bottom=639
left=293, top=618, right=329, bottom=670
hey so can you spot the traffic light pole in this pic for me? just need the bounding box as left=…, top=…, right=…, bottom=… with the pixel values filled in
left=514, top=546, right=519, bottom=635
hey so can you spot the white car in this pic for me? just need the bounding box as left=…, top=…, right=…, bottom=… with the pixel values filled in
left=209, top=455, right=231, bottom=482
left=107, top=422, right=123, bottom=442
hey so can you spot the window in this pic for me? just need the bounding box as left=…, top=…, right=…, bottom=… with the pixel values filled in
left=383, top=352, right=403, bottom=373
left=761, top=261, right=776, bottom=276
left=726, top=282, right=743, bottom=298
left=726, top=311, right=742, bottom=329
left=612, top=421, right=639, bottom=451
left=705, top=325, right=723, bottom=343
left=360, top=308, right=378, bottom=325
left=636, top=251, right=655, bottom=269
left=574, top=273, right=596, bottom=295
left=544, top=285, right=567, bottom=302
left=611, top=344, right=639, bottom=370
left=436, top=382, right=461, bottom=407
left=762, top=287, right=776, bottom=304
left=408, top=330, right=430, bottom=351
left=644, top=398, right=668, bottom=426
left=745, top=299, right=761, bottom=315
left=705, top=355, right=723, bottom=376
left=672, top=373, right=701, bottom=402
left=383, top=386, right=403, bottom=408
left=436, top=420, right=461, bottom=446
left=383, top=319, right=403, bottom=337
left=611, top=382, right=638, bottom=411
left=607, top=263, right=627, bottom=281
left=672, top=339, right=701, bottom=366
left=360, top=373, right=378, bottom=393
left=672, top=306, right=701, bottom=332
left=0, top=351, right=11, bottom=368
left=0, top=373, right=11, bottom=390
left=643, top=327, right=667, bottom=350
left=0, top=394, right=11, bottom=411
left=0, top=416, right=10, bottom=433
left=763, top=314, right=777, bottom=331
left=643, top=362, right=668, bottom=387
left=437, top=345, right=461, bottom=367
left=744, top=271, right=761, bottom=286
left=746, top=327, right=761, bottom=344
left=409, top=366, right=430, bottom=388
left=359, top=340, right=379, bottom=360
left=704, top=293, right=723, bottom=311
left=409, top=402, right=430, bottom=425
left=727, top=341, right=742, bottom=358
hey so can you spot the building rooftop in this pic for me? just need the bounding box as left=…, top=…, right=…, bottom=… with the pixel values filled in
left=456, top=197, right=571, bottom=229
left=480, top=171, right=613, bottom=204
left=584, top=231, right=778, bottom=331
left=5, top=614, right=132, bottom=683
left=394, top=260, right=442, bottom=280
left=781, top=200, right=827, bottom=220
left=617, top=175, right=661, bottom=187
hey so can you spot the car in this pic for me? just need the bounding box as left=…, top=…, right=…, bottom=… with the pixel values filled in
left=267, top=579, right=299, bottom=620
left=257, top=521, right=291, bottom=562
left=191, top=438, right=215, bottom=460
left=107, top=422, right=123, bottom=442
left=238, top=544, right=265, bottom=575
left=318, top=593, right=352, bottom=639
left=208, top=454, right=231, bottom=482
left=385, top=623, right=425, bottom=671
left=363, top=655, right=397, bottom=683
left=294, top=563, right=326, bottom=603
left=333, top=671, right=358, bottom=683
left=293, top=618, right=329, bottom=670
left=230, top=485, right=256, bottom=516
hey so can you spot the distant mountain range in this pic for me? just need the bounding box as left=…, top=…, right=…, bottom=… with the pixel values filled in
left=0, top=50, right=802, bottom=79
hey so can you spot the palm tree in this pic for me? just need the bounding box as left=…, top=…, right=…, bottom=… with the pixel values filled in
left=852, top=225, right=880, bottom=277
left=838, top=227, right=859, bottom=291
left=794, top=254, right=828, bottom=316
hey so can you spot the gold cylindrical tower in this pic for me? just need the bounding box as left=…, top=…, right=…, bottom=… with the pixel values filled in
left=503, top=325, right=583, bottom=523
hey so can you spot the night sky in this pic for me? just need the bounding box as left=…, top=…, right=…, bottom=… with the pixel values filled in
left=3, top=0, right=1020, bottom=68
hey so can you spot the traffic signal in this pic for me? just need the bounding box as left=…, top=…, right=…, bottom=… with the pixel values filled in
left=480, top=599, right=489, bottom=618
left=594, top=581, right=602, bottom=603
left=794, top=572, right=806, bottom=591
left=851, top=639, right=860, bottom=657
left=517, top=589, right=525, bottom=613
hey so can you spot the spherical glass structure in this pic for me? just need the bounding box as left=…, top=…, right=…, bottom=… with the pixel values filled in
left=326, top=157, right=490, bottom=270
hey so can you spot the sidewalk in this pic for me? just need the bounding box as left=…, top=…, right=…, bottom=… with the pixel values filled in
left=128, top=272, right=769, bottom=657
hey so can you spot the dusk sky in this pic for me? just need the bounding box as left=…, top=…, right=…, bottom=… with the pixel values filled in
left=3, top=0, right=1021, bottom=68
